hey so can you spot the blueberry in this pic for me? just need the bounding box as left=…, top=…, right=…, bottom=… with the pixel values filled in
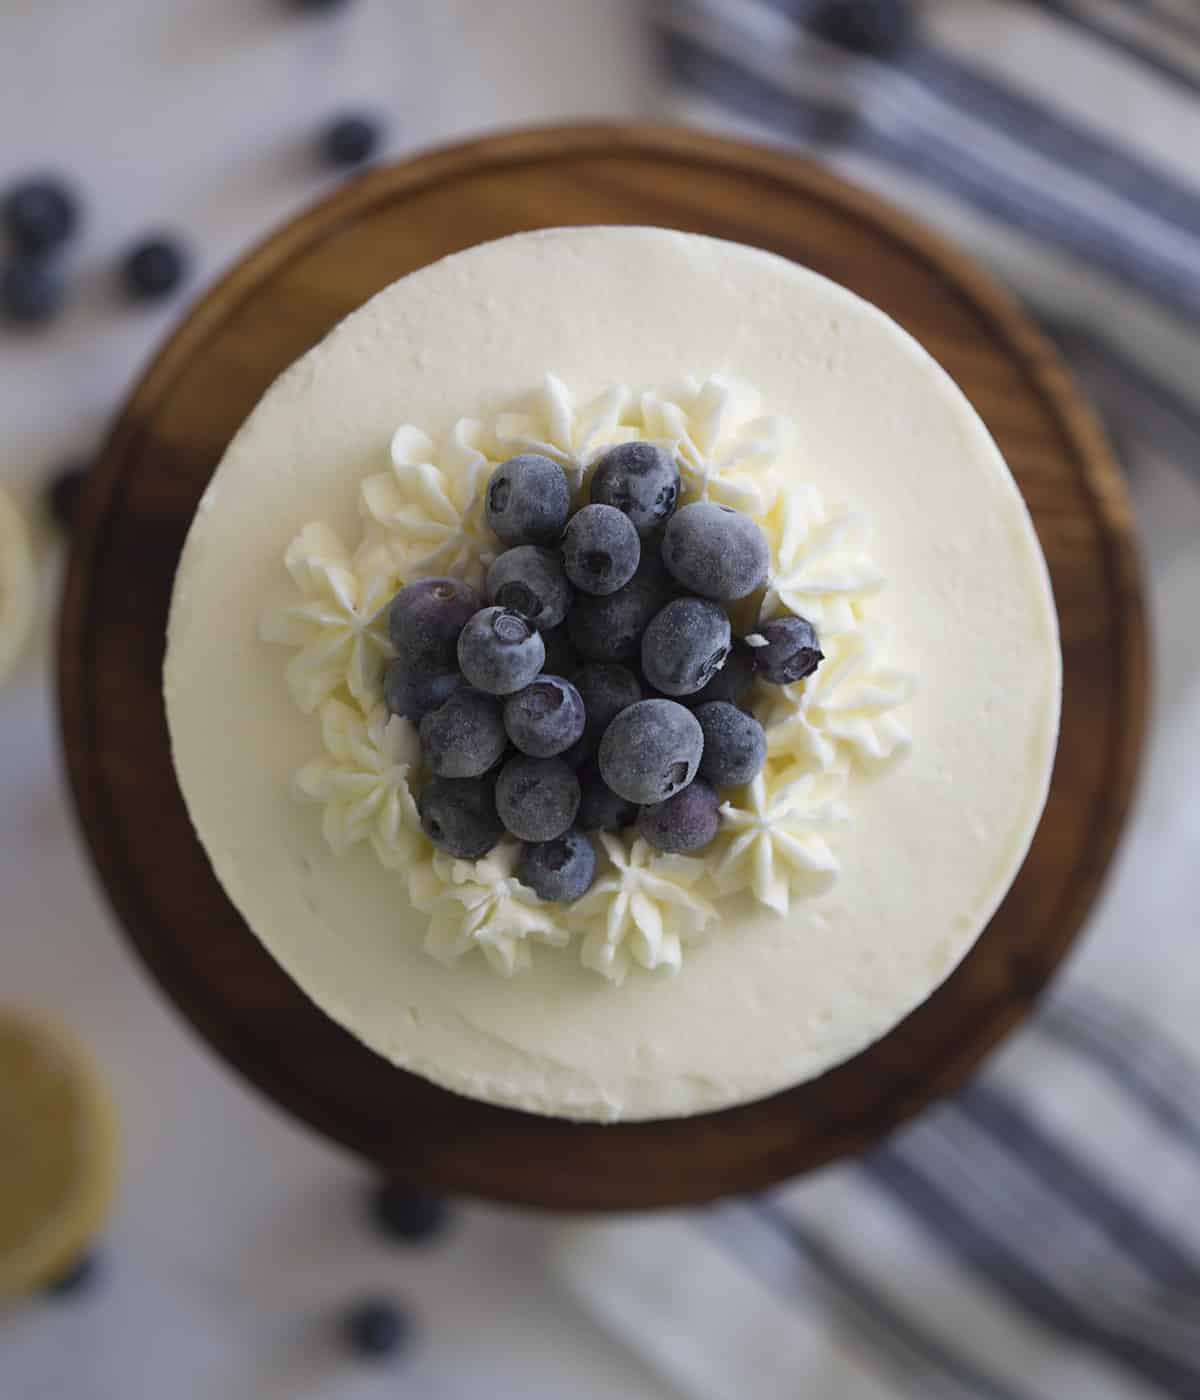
left=696, top=702, right=767, bottom=787
left=573, top=663, right=642, bottom=746
left=598, top=698, right=703, bottom=805
left=576, top=760, right=638, bottom=832
left=457, top=606, right=546, bottom=695
left=2, top=259, right=63, bottom=325
left=418, top=776, right=503, bottom=858
left=562, top=504, right=640, bottom=596
left=45, top=1250, right=102, bottom=1299
left=2, top=177, right=79, bottom=255
left=641, top=597, right=732, bottom=697
left=389, top=577, right=480, bottom=676
left=539, top=623, right=579, bottom=678
left=686, top=638, right=756, bottom=706
left=45, top=463, right=87, bottom=531
left=504, top=675, right=585, bottom=757
left=384, top=664, right=461, bottom=722
left=754, top=615, right=824, bottom=684
left=485, top=454, right=570, bottom=546
left=589, top=441, right=681, bottom=537
left=495, top=755, right=580, bottom=842
left=810, top=0, right=914, bottom=57
left=518, top=828, right=596, bottom=902
left=343, top=1297, right=412, bottom=1360
left=322, top=113, right=382, bottom=168
left=486, top=545, right=572, bottom=629
left=637, top=780, right=721, bottom=854
left=121, top=236, right=188, bottom=301
left=369, top=1182, right=451, bottom=1244
left=419, top=688, right=507, bottom=777
left=662, top=502, right=770, bottom=601
left=566, top=560, right=670, bottom=663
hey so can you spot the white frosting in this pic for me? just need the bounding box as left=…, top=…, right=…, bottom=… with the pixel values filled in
left=165, top=228, right=1061, bottom=1121
left=0, top=486, right=37, bottom=685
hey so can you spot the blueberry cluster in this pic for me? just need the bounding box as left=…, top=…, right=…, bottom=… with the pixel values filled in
left=384, top=441, right=824, bottom=904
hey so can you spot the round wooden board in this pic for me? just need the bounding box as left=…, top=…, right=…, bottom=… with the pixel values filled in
left=60, top=125, right=1146, bottom=1211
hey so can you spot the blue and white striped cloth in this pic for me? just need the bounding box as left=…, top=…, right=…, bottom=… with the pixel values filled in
left=554, top=5, right=1200, bottom=1398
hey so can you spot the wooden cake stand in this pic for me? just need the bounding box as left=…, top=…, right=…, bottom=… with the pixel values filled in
left=59, top=126, right=1147, bottom=1210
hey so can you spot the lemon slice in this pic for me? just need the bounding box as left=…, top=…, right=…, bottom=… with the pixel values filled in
left=0, top=486, right=37, bottom=684
left=0, top=1012, right=120, bottom=1298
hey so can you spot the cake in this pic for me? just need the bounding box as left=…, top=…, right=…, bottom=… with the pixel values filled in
left=164, top=227, right=1061, bottom=1122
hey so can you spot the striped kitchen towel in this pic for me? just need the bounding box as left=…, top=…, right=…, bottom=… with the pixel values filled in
left=554, top=990, right=1200, bottom=1400
left=650, top=0, right=1200, bottom=475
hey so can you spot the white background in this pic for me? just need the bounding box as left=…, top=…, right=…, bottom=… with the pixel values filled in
left=3, top=3, right=1200, bottom=1398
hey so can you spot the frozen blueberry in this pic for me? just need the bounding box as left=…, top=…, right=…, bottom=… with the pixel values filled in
left=418, top=776, right=503, bottom=858
left=504, top=675, right=585, bottom=758
left=45, top=463, right=87, bottom=531
left=485, top=454, right=570, bottom=546
left=598, top=698, right=703, bottom=805
left=486, top=546, right=572, bottom=629
left=566, top=560, right=671, bottom=663
left=458, top=606, right=546, bottom=695
left=589, top=441, right=681, bottom=537
left=518, top=828, right=596, bottom=902
left=696, top=702, right=767, bottom=787
left=45, top=1250, right=102, bottom=1299
left=641, top=597, right=732, bottom=697
left=495, top=755, right=580, bottom=842
left=322, top=113, right=382, bottom=167
left=637, top=780, right=721, bottom=854
left=343, top=1297, right=412, bottom=1360
left=121, top=236, right=188, bottom=301
left=419, top=689, right=507, bottom=777
left=754, top=615, right=824, bottom=684
left=561, top=504, right=640, bottom=596
left=686, top=639, right=756, bottom=707
left=662, top=502, right=770, bottom=601
left=810, top=0, right=914, bottom=57
left=573, top=663, right=642, bottom=746
left=388, top=577, right=480, bottom=677
left=576, top=760, right=638, bottom=832
left=384, top=663, right=461, bottom=722
left=2, top=259, right=63, bottom=325
left=2, top=177, right=79, bottom=255
left=369, top=1182, right=451, bottom=1244
left=539, top=623, right=578, bottom=678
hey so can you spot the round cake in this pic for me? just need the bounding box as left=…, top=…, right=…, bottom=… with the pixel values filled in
left=164, top=227, right=1060, bottom=1122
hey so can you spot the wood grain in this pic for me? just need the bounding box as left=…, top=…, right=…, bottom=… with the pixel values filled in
left=58, top=124, right=1147, bottom=1210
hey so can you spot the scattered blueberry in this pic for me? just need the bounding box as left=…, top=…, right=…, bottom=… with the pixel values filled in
left=121, top=236, right=188, bottom=301
left=389, top=576, right=480, bottom=676
left=662, top=502, right=770, bottom=601
left=754, top=615, right=824, bottom=684
left=418, top=775, right=503, bottom=858
left=810, top=0, right=914, bottom=57
left=576, top=760, right=638, bottom=832
left=322, top=113, right=383, bottom=168
left=419, top=688, right=507, bottom=778
left=641, top=596, right=732, bottom=697
left=45, top=463, right=87, bottom=531
left=589, top=441, right=680, bottom=537
left=696, top=702, right=767, bottom=787
left=686, top=638, right=756, bottom=707
left=495, top=755, right=580, bottom=842
left=384, top=664, right=461, bottom=722
left=457, top=606, right=546, bottom=695
left=539, top=623, right=579, bottom=678
left=637, top=780, right=721, bottom=854
left=2, top=177, right=79, bottom=255
left=561, top=503, right=640, bottom=596
left=2, top=259, right=64, bottom=325
left=573, top=663, right=642, bottom=746
left=598, top=698, right=704, bottom=805
left=486, top=545, right=572, bottom=629
left=566, top=565, right=667, bottom=663
left=504, top=675, right=586, bottom=758
left=45, top=1250, right=102, bottom=1299
left=369, top=1182, right=451, bottom=1244
left=518, top=828, right=596, bottom=902
left=485, top=454, right=570, bottom=547
left=343, top=1297, right=412, bottom=1361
